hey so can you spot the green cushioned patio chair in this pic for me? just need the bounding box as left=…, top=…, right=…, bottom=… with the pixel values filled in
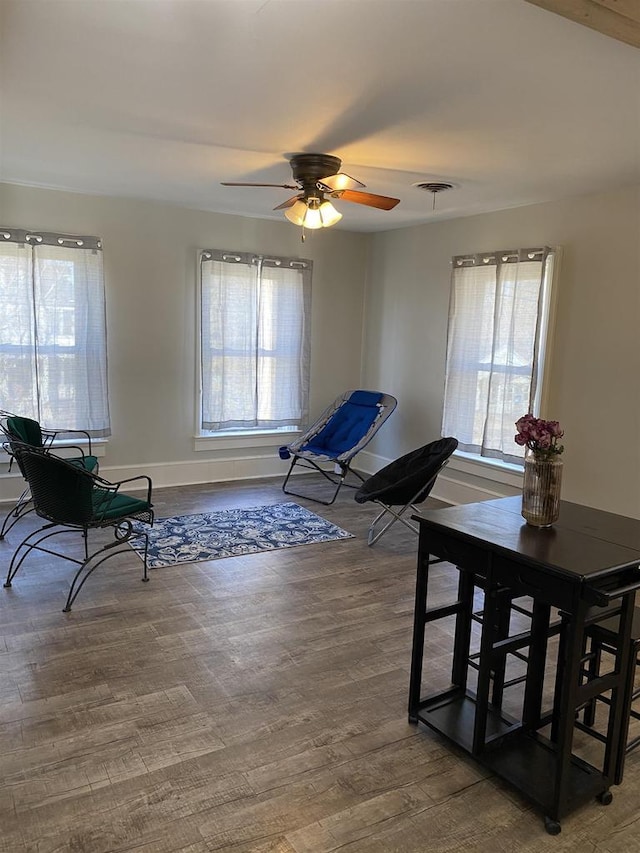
left=4, top=444, right=154, bottom=612
left=0, top=412, right=99, bottom=540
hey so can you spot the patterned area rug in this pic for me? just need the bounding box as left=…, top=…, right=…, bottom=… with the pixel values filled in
left=130, top=502, right=354, bottom=568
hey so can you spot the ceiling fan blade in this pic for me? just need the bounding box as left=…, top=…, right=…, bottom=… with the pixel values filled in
left=273, top=195, right=302, bottom=211
left=318, top=172, right=366, bottom=192
left=336, top=190, right=400, bottom=210
left=221, top=182, right=299, bottom=189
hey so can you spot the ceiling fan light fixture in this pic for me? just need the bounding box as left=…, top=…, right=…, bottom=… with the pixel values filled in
left=301, top=196, right=324, bottom=230
left=284, top=199, right=309, bottom=226
left=284, top=196, right=342, bottom=230
left=302, top=206, right=323, bottom=230
left=318, top=200, right=342, bottom=227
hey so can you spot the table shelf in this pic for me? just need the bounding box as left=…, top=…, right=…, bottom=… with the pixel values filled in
left=416, top=692, right=607, bottom=817
left=416, top=688, right=519, bottom=749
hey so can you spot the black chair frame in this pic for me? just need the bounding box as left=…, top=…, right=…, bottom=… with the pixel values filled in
left=355, top=437, right=458, bottom=546
left=0, top=411, right=98, bottom=540
left=574, top=606, right=640, bottom=784
left=4, top=445, right=154, bottom=612
left=282, top=455, right=367, bottom=507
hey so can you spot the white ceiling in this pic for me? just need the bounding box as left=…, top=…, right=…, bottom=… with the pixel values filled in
left=1, top=0, right=639, bottom=232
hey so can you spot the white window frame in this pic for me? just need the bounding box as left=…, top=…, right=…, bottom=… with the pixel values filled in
left=442, top=246, right=561, bottom=473
left=195, top=249, right=311, bottom=444
left=0, top=228, right=111, bottom=438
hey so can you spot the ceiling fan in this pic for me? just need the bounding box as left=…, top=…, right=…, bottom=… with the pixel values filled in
left=221, top=153, right=400, bottom=235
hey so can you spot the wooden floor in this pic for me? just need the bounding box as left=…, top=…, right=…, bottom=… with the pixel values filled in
left=0, top=475, right=638, bottom=852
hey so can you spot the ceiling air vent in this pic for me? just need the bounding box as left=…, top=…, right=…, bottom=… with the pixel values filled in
left=414, top=181, right=455, bottom=210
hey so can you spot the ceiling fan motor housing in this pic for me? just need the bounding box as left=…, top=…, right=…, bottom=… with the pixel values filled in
left=290, top=153, right=342, bottom=191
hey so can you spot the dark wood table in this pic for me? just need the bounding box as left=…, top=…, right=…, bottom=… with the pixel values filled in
left=408, top=496, right=640, bottom=834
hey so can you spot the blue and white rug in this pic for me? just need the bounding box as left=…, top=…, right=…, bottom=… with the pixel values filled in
left=130, top=502, right=354, bottom=568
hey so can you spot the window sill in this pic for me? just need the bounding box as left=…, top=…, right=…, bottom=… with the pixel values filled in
left=193, top=429, right=301, bottom=452
left=448, top=450, right=524, bottom=488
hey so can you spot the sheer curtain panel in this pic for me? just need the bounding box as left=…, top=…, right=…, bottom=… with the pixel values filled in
left=200, top=250, right=311, bottom=432
left=442, top=247, right=555, bottom=464
left=0, top=229, right=110, bottom=436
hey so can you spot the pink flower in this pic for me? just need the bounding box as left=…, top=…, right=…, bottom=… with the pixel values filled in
left=546, top=421, right=564, bottom=438
left=514, top=413, right=564, bottom=457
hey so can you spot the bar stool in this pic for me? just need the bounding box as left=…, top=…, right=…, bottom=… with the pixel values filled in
left=469, top=593, right=535, bottom=707
left=466, top=576, right=561, bottom=712
left=577, top=606, right=640, bottom=784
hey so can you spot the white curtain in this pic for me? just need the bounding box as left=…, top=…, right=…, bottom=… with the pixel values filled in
left=442, top=248, right=554, bottom=464
left=0, top=230, right=110, bottom=436
left=200, top=250, right=311, bottom=431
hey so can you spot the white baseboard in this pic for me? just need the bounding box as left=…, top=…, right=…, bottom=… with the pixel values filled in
left=0, top=452, right=292, bottom=503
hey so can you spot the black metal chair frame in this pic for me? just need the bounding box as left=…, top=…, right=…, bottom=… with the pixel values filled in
left=355, top=437, right=458, bottom=546
left=282, top=455, right=367, bottom=507
left=574, top=607, right=640, bottom=784
left=281, top=390, right=397, bottom=506
left=4, top=445, right=154, bottom=612
left=0, top=411, right=98, bottom=540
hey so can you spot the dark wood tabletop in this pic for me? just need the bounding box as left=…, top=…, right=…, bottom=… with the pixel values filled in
left=415, top=497, right=640, bottom=584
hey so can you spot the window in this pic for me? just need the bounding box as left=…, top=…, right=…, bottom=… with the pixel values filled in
left=0, top=229, right=110, bottom=436
left=199, top=250, right=312, bottom=433
left=442, top=247, right=556, bottom=465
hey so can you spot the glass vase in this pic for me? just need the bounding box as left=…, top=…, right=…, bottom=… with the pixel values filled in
left=521, top=451, right=563, bottom=527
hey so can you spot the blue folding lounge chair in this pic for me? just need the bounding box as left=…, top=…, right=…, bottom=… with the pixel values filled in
left=280, top=390, right=397, bottom=506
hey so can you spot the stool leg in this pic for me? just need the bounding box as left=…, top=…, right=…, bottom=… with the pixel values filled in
left=523, top=600, right=551, bottom=732
left=452, top=569, right=474, bottom=690
left=490, top=589, right=513, bottom=709
left=583, top=636, right=602, bottom=728
left=472, top=562, right=500, bottom=755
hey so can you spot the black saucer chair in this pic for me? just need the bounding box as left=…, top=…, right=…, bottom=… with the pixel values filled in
left=354, top=437, right=458, bottom=546
left=4, top=444, right=154, bottom=612
left=0, top=413, right=99, bottom=540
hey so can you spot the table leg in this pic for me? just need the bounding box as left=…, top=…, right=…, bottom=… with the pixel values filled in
left=604, top=591, right=636, bottom=785
left=549, top=597, right=588, bottom=821
left=408, top=543, right=431, bottom=722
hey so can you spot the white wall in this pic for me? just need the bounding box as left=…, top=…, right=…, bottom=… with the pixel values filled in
left=2, top=182, right=639, bottom=520
left=0, top=183, right=369, bottom=490
left=361, top=185, right=640, bottom=518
